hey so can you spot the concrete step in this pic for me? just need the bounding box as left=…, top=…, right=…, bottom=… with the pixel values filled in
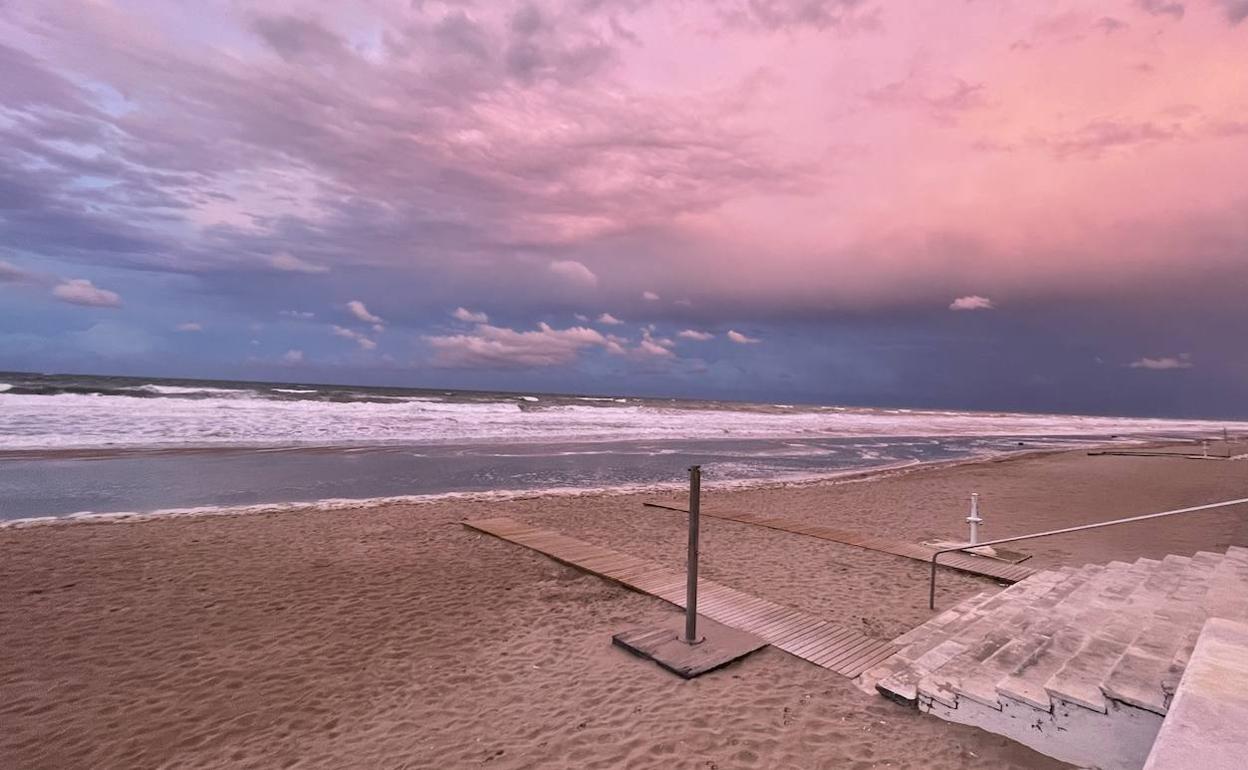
left=891, top=590, right=990, bottom=647
left=1202, top=546, right=1248, bottom=620
left=1100, top=553, right=1224, bottom=714
left=876, top=571, right=1070, bottom=704
left=948, top=565, right=1104, bottom=708
left=875, top=546, right=1248, bottom=770
left=1159, top=548, right=1248, bottom=699
left=1143, top=619, right=1248, bottom=770
left=890, top=571, right=1066, bottom=661
left=994, top=558, right=1160, bottom=710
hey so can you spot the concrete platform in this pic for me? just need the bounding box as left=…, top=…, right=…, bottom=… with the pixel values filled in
left=1143, top=618, right=1248, bottom=770
left=864, top=546, right=1248, bottom=770
left=613, top=615, right=767, bottom=678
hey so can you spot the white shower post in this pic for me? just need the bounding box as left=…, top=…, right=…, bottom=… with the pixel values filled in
left=967, top=492, right=984, bottom=546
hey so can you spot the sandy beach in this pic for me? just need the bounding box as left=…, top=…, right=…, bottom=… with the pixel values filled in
left=3, top=444, right=1247, bottom=769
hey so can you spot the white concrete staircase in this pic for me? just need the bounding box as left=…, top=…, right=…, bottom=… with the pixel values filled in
left=863, top=546, right=1248, bottom=770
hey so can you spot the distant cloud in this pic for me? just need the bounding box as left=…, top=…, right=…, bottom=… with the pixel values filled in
left=280, top=310, right=315, bottom=320
left=0, top=260, right=33, bottom=283
left=950, top=295, right=995, bottom=311
left=175, top=322, right=203, bottom=332
left=426, top=322, right=608, bottom=368
left=638, top=327, right=675, bottom=358
left=637, top=338, right=675, bottom=358
left=331, top=325, right=377, bottom=350
left=346, top=300, right=383, bottom=324
left=573, top=313, right=589, bottom=322
left=865, top=76, right=987, bottom=122
left=549, top=260, right=598, bottom=287
left=453, top=307, right=489, bottom=323
left=678, top=329, right=714, bottom=341
left=269, top=252, right=329, bottom=274
left=1093, top=16, right=1129, bottom=34
left=1041, top=120, right=1180, bottom=159
left=1133, top=0, right=1185, bottom=19
left=597, top=312, right=623, bottom=325
left=1212, top=0, right=1248, bottom=23
left=1129, top=354, right=1193, bottom=370
left=642, top=290, right=660, bottom=301
left=52, top=279, right=122, bottom=308
left=727, top=329, right=760, bottom=344
left=282, top=349, right=304, bottom=364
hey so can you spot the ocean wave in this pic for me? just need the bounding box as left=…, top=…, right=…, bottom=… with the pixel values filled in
left=0, top=383, right=10, bottom=392
left=1, top=381, right=1245, bottom=451
left=135, top=384, right=250, bottom=396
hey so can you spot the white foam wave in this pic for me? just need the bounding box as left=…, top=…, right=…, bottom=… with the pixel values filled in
left=0, top=388, right=1244, bottom=451
left=135, top=384, right=249, bottom=396
left=272, top=388, right=317, bottom=394
left=0, top=383, right=10, bottom=392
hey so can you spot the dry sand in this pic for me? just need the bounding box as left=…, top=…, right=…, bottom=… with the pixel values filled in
left=3, top=443, right=1248, bottom=769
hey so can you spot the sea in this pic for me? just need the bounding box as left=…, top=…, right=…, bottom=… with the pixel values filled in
left=2, top=371, right=1244, bottom=524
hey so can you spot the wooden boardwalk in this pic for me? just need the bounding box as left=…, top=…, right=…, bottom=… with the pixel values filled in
left=643, top=503, right=1035, bottom=583
left=464, top=517, right=898, bottom=678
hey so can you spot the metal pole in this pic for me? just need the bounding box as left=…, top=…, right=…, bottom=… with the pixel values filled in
left=684, top=465, right=702, bottom=644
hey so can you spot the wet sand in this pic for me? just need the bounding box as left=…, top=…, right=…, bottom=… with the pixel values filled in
left=3, top=444, right=1247, bottom=769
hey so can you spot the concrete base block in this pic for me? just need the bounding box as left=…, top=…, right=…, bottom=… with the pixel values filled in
left=613, top=615, right=766, bottom=679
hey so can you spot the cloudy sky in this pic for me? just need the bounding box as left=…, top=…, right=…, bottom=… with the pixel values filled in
left=1, top=0, right=1246, bottom=416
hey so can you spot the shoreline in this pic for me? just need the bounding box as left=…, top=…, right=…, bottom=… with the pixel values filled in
left=0, top=440, right=1106, bottom=531
left=4, top=437, right=1234, bottom=532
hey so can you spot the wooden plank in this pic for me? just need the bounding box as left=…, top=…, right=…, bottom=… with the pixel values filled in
left=726, top=599, right=787, bottom=626
left=757, top=612, right=820, bottom=640
left=837, top=641, right=901, bottom=677
left=745, top=608, right=807, bottom=637
left=817, top=635, right=880, bottom=670
left=713, top=599, right=784, bottom=627
left=785, top=624, right=853, bottom=657
left=791, top=626, right=859, bottom=658
left=769, top=616, right=831, bottom=646
left=462, top=517, right=897, bottom=679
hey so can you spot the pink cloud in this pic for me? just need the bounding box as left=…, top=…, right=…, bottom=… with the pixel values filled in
left=5, top=0, right=1248, bottom=332
left=548, top=260, right=598, bottom=287
left=331, top=325, right=377, bottom=350
left=453, top=307, right=489, bottom=323
left=346, top=300, right=382, bottom=324
left=52, top=279, right=121, bottom=308
left=269, top=252, right=328, bottom=274
left=678, top=329, right=714, bottom=341
left=1129, top=354, right=1192, bottom=370
left=425, top=322, right=609, bottom=368
left=950, top=295, right=995, bottom=311
left=727, top=329, right=760, bottom=344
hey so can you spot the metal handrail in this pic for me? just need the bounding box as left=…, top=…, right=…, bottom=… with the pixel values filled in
left=928, top=497, right=1248, bottom=609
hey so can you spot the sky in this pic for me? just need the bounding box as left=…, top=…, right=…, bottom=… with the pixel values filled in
left=1, top=0, right=1247, bottom=417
